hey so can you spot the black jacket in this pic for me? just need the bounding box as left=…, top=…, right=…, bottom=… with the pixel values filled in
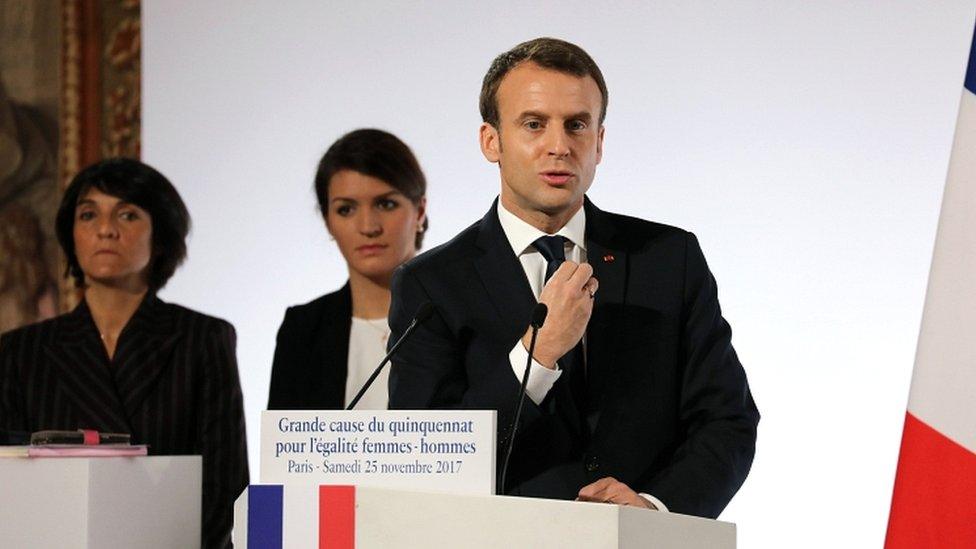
left=388, top=198, right=759, bottom=518
left=267, top=284, right=352, bottom=410
left=0, top=295, right=249, bottom=548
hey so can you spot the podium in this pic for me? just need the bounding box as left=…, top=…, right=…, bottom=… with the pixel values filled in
left=0, top=456, right=201, bottom=548
left=234, top=484, right=735, bottom=548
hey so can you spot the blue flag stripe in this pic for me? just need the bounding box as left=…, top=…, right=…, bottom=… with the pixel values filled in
left=247, top=485, right=283, bottom=549
left=965, top=21, right=976, bottom=94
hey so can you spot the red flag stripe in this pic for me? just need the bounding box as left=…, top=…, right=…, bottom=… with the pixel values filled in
left=885, top=413, right=976, bottom=548
left=319, top=485, right=356, bottom=549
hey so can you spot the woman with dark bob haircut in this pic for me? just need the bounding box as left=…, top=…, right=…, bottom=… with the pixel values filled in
left=268, top=128, right=427, bottom=410
left=0, top=158, right=248, bottom=548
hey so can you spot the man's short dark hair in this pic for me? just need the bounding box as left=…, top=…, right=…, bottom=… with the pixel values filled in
left=314, top=128, right=429, bottom=249
left=56, top=157, right=191, bottom=291
left=480, top=37, right=609, bottom=128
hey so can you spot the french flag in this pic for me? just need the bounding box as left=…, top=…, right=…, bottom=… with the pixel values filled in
left=237, top=485, right=356, bottom=548
left=885, top=21, right=976, bottom=549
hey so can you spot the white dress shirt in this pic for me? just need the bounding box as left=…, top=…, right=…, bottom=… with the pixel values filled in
left=497, top=201, right=586, bottom=405
left=496, top=201, right=669, bottom=513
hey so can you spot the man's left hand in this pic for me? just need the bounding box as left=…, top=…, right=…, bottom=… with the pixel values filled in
left=576, top=477, right=656, bottom=509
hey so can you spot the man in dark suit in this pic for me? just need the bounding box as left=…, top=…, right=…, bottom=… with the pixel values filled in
left=388, top=37, right=758, bottom=518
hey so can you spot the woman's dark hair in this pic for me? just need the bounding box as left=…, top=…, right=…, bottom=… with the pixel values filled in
left=55, top=157, right=191, bottom=291
left=314, top=128, right=428, bottom=248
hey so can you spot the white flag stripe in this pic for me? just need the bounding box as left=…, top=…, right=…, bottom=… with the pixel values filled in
left=908, top=86, right=976, bottom=455
left=282, top=485, right=318, bottom=548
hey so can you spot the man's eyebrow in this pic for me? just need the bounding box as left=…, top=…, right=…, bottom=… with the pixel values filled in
left=566, top=111, right=593, bottom=122
left=516, top=110, right=594, bottom=122
left=517, top=110, right=550, bottom=121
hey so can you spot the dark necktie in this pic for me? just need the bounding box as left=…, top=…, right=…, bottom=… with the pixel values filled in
left=531, top=236, right=589, bottom=427
left=532, top=235, right=567, bottom=282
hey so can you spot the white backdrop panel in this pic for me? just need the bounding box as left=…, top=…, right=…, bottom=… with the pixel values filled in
left=143, top=2, right=975, bottom=547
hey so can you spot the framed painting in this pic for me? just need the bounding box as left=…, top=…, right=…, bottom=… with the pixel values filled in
left=0, top=0, right=141, bottom=333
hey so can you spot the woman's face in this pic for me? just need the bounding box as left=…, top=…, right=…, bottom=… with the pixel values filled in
left=73, top=188, right=153, bottom=291
left=325, top=170, right=426, bottom=283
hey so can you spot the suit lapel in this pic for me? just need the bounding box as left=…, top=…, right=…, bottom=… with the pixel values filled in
left=473, top=202, right=537, bottom=344
left=584, top=198, right=627, bottom=431
left=469, top=199, right=630, bottom=438
left=586, top=198, right=627, bottom=337
left=111, top=295, right=182, bottom=420
left=45, top=302, right=132, bottom=433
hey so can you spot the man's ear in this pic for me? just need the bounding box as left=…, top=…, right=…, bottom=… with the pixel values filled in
left=479, top=122, right=501, bottom=163
left=596, top=125, right=605, bottom=165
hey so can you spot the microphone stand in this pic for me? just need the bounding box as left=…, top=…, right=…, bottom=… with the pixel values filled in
left=499, top=303, right=548, bottom=494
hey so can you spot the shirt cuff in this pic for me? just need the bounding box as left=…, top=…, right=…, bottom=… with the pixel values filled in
left=638, top=493, right=669, bottom=512
left=509, top=340, right=561, bottom=405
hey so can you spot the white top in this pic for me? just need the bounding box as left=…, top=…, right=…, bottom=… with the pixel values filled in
left=344, top=317, right=391, bottom=410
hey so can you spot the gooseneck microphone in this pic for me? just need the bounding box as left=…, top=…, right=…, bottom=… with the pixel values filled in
left=499, top=302, right=549, bottom=494
left=345, top=301, right=435, bottom=410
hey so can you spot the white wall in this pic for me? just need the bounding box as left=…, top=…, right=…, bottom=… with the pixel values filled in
left=143, top=2, right=975, bottom=546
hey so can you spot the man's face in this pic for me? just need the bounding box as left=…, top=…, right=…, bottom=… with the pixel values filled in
left=480, top=62, right=604, bottom=225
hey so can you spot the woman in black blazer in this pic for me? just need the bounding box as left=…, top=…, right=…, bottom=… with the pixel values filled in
left=267, top=129, right=427, bottom=410
left=0, top=158, right=248, bottom=548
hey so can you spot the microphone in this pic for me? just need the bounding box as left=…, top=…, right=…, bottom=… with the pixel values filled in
left=345, top=301, right=435, bottom=410
left=499, top=302, right=548, bottom=494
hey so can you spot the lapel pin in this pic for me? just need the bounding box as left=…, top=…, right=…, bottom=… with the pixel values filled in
left=602, top=254, right=615, bottom=263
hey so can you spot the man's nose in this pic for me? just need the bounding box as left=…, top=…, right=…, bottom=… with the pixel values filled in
left=546, top=127, right=571, bottom=158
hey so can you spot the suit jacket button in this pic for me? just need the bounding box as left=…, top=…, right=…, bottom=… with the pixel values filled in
left=585, top=456, right=599, bottom=472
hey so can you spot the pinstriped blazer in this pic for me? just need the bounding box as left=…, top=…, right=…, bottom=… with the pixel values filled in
left=0, top=295, right=249, bottom=548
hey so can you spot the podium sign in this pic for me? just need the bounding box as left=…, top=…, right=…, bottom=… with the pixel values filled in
left=260, top=410, right=495, bottom=495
